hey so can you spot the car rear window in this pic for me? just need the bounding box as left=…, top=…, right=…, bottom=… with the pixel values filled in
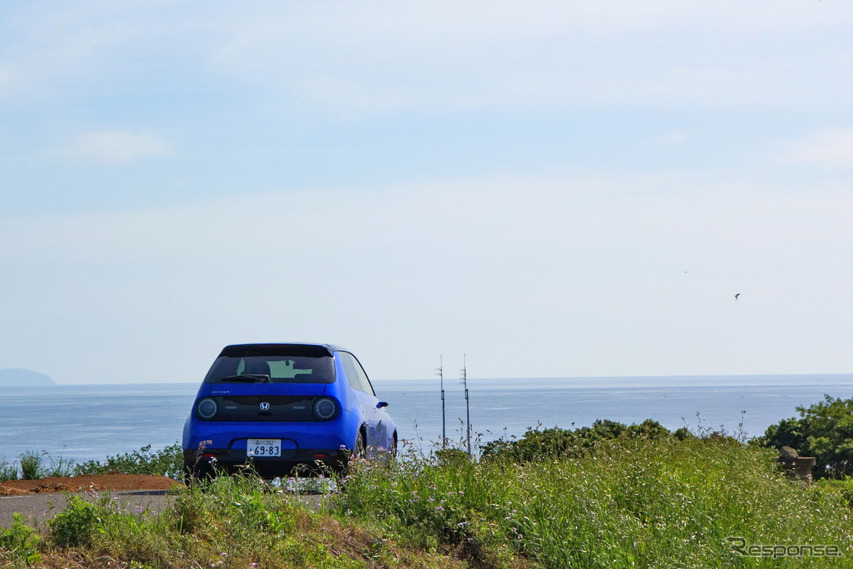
left=204, top=355, right=336, bottom=384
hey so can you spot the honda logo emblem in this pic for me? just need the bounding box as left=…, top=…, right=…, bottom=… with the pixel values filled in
left=259, top=402, right=270, bottom=411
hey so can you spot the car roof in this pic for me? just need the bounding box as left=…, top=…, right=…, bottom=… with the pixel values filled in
left=218, top=343, right=348, bottom=358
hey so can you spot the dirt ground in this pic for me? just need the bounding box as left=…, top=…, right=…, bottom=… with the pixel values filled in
left=0, top=474, right=183, bottom=496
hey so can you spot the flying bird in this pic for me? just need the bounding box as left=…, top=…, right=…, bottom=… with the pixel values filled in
left=734, top=293, right=740, bottom=300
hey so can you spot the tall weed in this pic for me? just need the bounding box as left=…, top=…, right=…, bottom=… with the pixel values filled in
left=0, top=513, right=42, bottom=567
left=337, top=434, right=853, bottom=568
left=43, top=473, right=367, bottom=569
left=43, top=453, right=76, bottom=477
left=74, top=442, right=183, bottom=479
left=17, top=452, right=43, bottom=481
left=0, top=458, right=18, bottom=482
left=48, top=496, right=102, bottom=548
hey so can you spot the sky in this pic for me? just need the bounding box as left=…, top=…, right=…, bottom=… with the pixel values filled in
left=2, top=1, right=853, bottom=384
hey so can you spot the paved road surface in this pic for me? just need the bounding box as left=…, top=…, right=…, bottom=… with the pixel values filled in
left=0, top=490, right=175, bottom=527
left=0, top=491, right=326, bottom=528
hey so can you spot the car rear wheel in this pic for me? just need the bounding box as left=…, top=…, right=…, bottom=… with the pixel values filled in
left=353, top=432, right=366, bottom=459
left=340, top=432, right=366, bottom=478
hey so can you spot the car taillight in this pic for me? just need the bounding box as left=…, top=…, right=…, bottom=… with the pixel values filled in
left=313, top=397, right=337, bottom=420
left=197, top=397, right=218, bottom=419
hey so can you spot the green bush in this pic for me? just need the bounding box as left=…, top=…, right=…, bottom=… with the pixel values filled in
left=17, top=452, right=43, bottom=481
left=759, top=394, right=853, bottom=479
left=480, top=419, right=673, bottom=462
left=111, top=473, right=355, bottom=569
left=0, top=513, right=42, bottom=566
left=0, top=451, right=75, bottom=481
left=433, top=447, right=469, bottom=465
left=813, top=477, right=853, bottom=508
left=0, top=459, right=18, bottom=482
left=74, top=443, right=183, bottom=480
left=48, top=496, right=102, bottom=549
left=44, top=454, right=76, bottom=478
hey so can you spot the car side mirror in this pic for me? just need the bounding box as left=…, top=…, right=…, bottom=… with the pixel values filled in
left=376, top=401, right=389, bottom=409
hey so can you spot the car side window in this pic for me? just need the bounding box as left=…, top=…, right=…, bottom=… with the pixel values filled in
left=340, top=352, right=375, bottom=396
left=340, top=353, right=363, bottom=392
left=350, top=354, right=376, bottom=396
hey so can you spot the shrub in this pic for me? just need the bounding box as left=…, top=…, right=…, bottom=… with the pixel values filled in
left=480, top=419, right=673, bottom=462
left=433, top=448, right=469, bottom=465
left=17, top=452, right=43, bottom=481
left=74, top=443, right=183, bottom=480
left=0, top=452, right=75, bottom=482
left=0, top=459, right=18, bottom=482
left=163, top=473, right=351, bottom=569
left=758, top=394, right=853, bottom=479
left=43, top=453, right=76, bottom=478
left=48, top=496, right=102, bottom=548
left=0, top=513, right=42, bottom=566
left=813, top=477, right=853, bottom=508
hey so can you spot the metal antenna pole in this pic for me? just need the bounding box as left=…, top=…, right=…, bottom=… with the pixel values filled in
left=461, top=354, right=470, bottom=456
left=436, top=355, right=446, bottom=449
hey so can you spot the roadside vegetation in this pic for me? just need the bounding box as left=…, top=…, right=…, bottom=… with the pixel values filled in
left=3, top=395, right=853, bottom=567
left=753, top=394, right=853, bottom=479
left=0, top=444, right=183, bottom=483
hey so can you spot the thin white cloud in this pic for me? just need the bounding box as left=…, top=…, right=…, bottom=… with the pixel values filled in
left=55, top=129, right=171, bottom=165
left=2, top=174, right=852, bottom=381
left=2, top=1, right=853, bottom=381
left=778, top=128, right=853, bottom=168
left=2, top=174, right=850, bottom=281
left=0, top=7, right=132, bottom=101
left=3, top=2, right=853, bottom=114
left=202, top=1, right=853, bottom=114
left=3, top=174, right=853, bottom=380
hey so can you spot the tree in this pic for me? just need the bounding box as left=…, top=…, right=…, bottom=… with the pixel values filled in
left=759, top=395, right=853, bottom=479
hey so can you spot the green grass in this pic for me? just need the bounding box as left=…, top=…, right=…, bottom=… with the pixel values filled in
left=44, top=476, right=345, bottom=566
left=0, top=459, right=17, bottom=483
left=0, top=443, right=182, bottom=483
left=4, top=435, right=853, bottom=567
left=23, top=472, right=459, bottom=569
left=0, top=514, right=41, bottom=568
left=337, top=435, right=853, bottom=568
left=73, top=442, right=183, bottom=479
left=16, top=452, right=43, bottom=481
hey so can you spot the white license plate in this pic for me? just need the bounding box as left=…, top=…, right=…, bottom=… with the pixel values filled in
left=247, top=438, right=281, bottom=457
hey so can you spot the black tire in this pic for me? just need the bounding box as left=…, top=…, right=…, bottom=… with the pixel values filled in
left=340, top=432, right=367, bottom=479
left=353, top=432, right=366, bottom=459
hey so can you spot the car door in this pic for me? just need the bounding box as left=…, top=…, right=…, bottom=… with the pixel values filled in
left=351, top=356, right=390, bottom=447
left=341, top=352, right=386, bottom=450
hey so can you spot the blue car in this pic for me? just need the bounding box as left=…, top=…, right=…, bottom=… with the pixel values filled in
left=182, top=343, right=397, bottom=478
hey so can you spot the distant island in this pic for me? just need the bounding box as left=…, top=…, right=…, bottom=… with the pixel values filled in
left=0, top=368, right=55, bottom=386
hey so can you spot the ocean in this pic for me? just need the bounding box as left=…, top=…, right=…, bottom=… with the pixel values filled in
left=1, top=375, right=851, bottom=465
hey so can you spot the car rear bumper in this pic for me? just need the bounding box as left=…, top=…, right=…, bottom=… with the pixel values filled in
left=183, top=447, right=349, bottom=477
